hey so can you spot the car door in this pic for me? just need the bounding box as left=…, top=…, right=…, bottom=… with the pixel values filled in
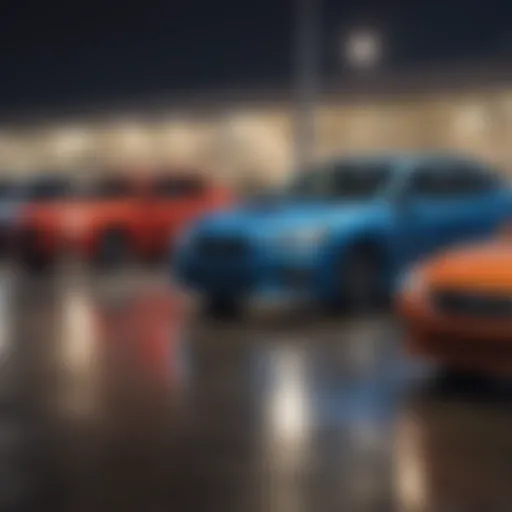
left=398, top=160, right=494, bottom=264
left=445, top=162, right=512, bottom=240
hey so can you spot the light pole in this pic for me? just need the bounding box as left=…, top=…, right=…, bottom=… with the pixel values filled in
left=294, top=0, right=320, bottom=174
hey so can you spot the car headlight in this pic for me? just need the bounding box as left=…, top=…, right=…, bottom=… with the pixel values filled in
left=276, top=227, right=329, bottom=250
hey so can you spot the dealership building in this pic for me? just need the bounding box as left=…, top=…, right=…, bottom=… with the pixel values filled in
left=1, top=63, right=512, bottom=188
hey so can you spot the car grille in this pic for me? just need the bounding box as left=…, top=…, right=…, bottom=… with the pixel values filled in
left=433, top=289, right=512, bottom=319
left=426, top=333, right=512, bottom=356
left=194, top=234, right=250, bottom=260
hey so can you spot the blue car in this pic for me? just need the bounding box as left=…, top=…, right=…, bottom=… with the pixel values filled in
left=174, top=153, right=512, bottom=315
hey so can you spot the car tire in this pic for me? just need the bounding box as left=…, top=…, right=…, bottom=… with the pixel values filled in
left=439, top=368, right=490, bottom=391
left=95, top=228, right=130, bottom=269
left=204, top=296, right=243, bottom=320
left=336, top=243, right=384, bottom=313
left=17, top=230, right=55, bottom=274
left=23, top=252, right=54, bottom=274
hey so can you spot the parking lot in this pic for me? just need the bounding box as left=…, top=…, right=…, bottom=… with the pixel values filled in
left=0, top=267, right=505, bottom=511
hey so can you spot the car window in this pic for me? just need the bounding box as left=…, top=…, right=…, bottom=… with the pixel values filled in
left=330, top=163, right=391, bottom=198
left=85, top=179, right=137, bottom=199
left=453, top=164, right=498, bottom=193
left=290, top=161, right=392, bottom=200
left=411, top=162, right=496, bottom=197
left=150, top=178, right=205, bottom=198
left=21, top=177, right=73, bottom=201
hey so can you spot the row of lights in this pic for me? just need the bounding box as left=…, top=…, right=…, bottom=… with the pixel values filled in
left=0, top=106, right=504, bottom=170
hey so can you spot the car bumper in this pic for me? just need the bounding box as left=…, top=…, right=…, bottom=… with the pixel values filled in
left=398, top=292, right=512, bottom=374
left=176, top=252, right=323, bottom=303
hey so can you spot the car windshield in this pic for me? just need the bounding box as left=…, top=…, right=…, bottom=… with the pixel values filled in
left=288, top=161, right=393, bottom=200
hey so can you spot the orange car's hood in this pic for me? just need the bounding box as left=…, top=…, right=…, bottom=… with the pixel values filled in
left=426, top=241, right=512, bottom=292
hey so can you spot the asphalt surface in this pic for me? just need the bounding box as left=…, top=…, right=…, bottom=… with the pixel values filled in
left=0, top=267, right=509, bottom=511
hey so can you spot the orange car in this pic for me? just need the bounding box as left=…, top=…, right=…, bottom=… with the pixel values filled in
left=398, top=237, right=512, bottom=374
left=14, top=172, right=233, bottom=269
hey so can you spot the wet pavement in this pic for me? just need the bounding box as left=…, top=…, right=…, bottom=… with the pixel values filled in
left=0, top=267, right=510, bottom=511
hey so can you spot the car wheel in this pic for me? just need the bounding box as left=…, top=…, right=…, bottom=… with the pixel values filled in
left=439, top=368, right=490, bottom=391
left=95, top=229, right=130, bottom=268
left=337, top=244, right=383, bottom=312
left=204, top=296, right=243, bottom=320
left=23, top=252, right=54, bottom=274
left=18, top=230, right=54, bottom=274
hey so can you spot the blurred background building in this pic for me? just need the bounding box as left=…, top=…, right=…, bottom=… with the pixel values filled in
left=2, top=2, right=512, bottom=189
left=2, top=63, right=512, bottom=188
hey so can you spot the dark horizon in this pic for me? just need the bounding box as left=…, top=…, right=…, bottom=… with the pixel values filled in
left=1, top=0, right=512, bottom=111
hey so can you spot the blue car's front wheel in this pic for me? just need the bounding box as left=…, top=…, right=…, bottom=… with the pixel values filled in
left=203, top=295, right=243, bottom=320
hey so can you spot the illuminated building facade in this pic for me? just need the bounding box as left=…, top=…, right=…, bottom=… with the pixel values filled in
left=1, top=65, right=512, bottom=187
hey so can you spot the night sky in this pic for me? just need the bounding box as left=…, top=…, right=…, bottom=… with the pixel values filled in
left=1, top=0, right=511, bottom=111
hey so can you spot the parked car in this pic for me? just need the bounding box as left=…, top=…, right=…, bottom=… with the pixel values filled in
left=398, top=226, right=512, bottom=375
left=14, top=172, right=232, bottom=269
left=174, top=153, right=512, bottom=316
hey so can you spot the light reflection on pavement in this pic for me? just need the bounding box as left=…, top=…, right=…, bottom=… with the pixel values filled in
left=0, top=268, right=506, bottom=511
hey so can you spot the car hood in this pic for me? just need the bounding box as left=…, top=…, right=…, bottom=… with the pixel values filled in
left=426, top=241, right=512, bottom=292
left=195, top=200, right=380, bottom=238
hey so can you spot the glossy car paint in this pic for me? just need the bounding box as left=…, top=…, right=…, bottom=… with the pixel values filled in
left=399, top=240, right=512, bottom=373
left=175, top=154, right=512, bottom=305
left=14, top=175, right=233, bottom=263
